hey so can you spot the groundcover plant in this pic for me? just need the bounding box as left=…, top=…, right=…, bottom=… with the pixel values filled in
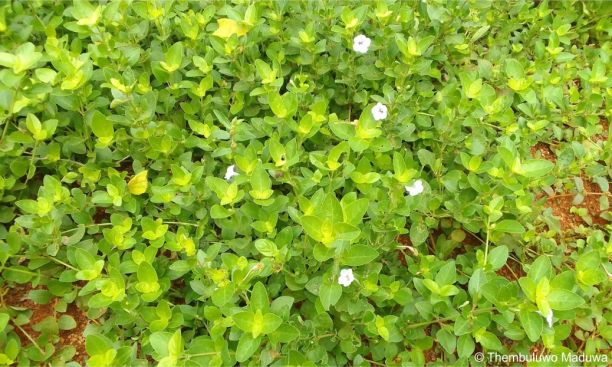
left=0, top=0, right=610, bottom=366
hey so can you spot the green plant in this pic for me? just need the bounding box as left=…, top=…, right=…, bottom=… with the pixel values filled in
left=0, top=0, right=610, bottom=366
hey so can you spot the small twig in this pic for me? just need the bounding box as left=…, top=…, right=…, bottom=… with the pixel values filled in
left=397, top=245, right=418, bottom=256
left=429, top=233, right=437, bottom=253
left=547, top=192, right=610, bottom=199
left=364, top=358, right=387, bottom=366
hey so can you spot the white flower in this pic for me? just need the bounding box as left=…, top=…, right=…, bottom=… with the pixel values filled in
left=224, top=165, right=238, bottom=181
left=353, top=34, right=371, bottom=54
left=371, top=102, right=388, bottom=121
left=338, top=268, right=355, bottom=287
left=537, top=310, right=554, bottom=328
left=405, top=179, right=424, bottom=196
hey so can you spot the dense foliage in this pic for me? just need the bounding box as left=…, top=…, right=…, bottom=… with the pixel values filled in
left=0, top=0, right=610, bottom=366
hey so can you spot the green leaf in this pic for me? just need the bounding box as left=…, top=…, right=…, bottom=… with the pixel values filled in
left=250, top=282, right=269, bottom=312
left=466, top=79, right=483, bottom=99
left=519, top=310, right=542, bottom=342
left=528, top=256, right=552, bottom=282
left=457, top=335, right=475, bottom=358
left=74, top=248, right=103, bottom=281
left=233, top=310, right=281, bottom=338
left=468, top=268, right=487, bottom=298
left=58, top=315, right=77, bottom=330
left=249, top=162, right=273, bottom=200
left=341, top=245, right=378, bottom=266
left=535, top=277, right=551, bottom=316
left=233, top=311, right=257, bottom=335
left=235, top=334, right=261, bottom=363
left=269, top=92, right=298, bottom=118
left=321, top=193, right=343, bottom=226
left=6, top=42, right=42, bottom=73
left=520, top=160, right=555, bottom=178
left=26, top=113, right=43, bottom=140
left=493, top=220, right=525, bottom=234
left=261, top=313, right=282, bottom=335
left=0, top=313, right=9, bottom=330
left=505, top=58, right=524, bottom=79
left=255, top=59, right=275, bottom=84
left=436, top=329, right=456, bottom=354
left=135, top=261, right=159, bottom=294
left=341, top=198, right=369, bottom=226
left=141, top=217, right=168, bottom=240
left=301, top=216, right=324, bottom=243
left=90, top=110, right=114, bottom=146
left=548, top=290, right=585, bottom=310
left=435, top=261, right=456, bottom=286
left=168, top=329, right=183, bottom=360
left=410, top=222, right=429, bottom=245
left=212, top=284, right=235, bottom=307
left=254, top=239, right=277, bottom=257
left=128, top=170, right=148, bottom=195
left=160, top=42, right=184, bottom=72
left=488, top=246, right=509, bottom=270
left=149, top=332, right=171, bottom=357
left=319, top=282, right=342, bottom=311
left=477, top=331, right=503, bottom=351
left=270, top=324, right=300, bottom=343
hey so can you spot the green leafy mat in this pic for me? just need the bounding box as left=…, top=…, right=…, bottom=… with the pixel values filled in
left=0, top=1, right=610, bottom=366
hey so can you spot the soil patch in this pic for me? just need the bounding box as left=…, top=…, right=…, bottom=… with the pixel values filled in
left=3, top=284, right=89, bottom=365
left=594, top=116, right=609, bottom=142
left=544, top=179, right=609, bottom=231
left=530, top=142, right=610, bottom=231
left=496, top=256, right=525, bottom=281
left=530, top=142, right=556, bottom=162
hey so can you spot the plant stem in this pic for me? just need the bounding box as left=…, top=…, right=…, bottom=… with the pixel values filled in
left=364, top=358, right=387, bottom=366
left=182, top=352, right=219, bottom=359
left=15, top=324, right=45, bottom=354
left=25, top=141, right=38, bottom=183
left=404, top=307, right=496, bottom=330
left=61, top=222, right=114, bottom=234
left=483, top=217, right=491, bottom=265
left=44, top=256, right=78, bottom=271
left=0, top=266, right=38, bottom=276
left=314, top=333, right=335, bottom=341
left=164, top=221, right=199, bottom=227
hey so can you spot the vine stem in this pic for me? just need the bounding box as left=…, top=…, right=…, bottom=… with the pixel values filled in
left=404, top=307, right=496, bottom=330
left=0, top=87, right=18, bottom=145
left=164, top=221, right=199, bottom=227
left=314, top=333, right=336, bottom=341
left=25, top=141, right=38, bottom=183
left=364, top=358, right=387, bottom=366
left=548, top=191, right=609, bottom=198
left=61, top=223, right=113, bottom=234
left=483, top=217, right=491, bottom=265
left=44, top=256, right=78, bottom=271
left=61, top=221, right=200, bottom=234
left=181, top=352, right=219, bottom=360
left=0, top=266, right=38, bottom=276
left=15, top=324, right=45, bottom=354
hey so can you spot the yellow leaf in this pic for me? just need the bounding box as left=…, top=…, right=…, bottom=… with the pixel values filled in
left=128, top=170, right=148, bottom=195
left=213, top=18, right=249, bottom=38
left=77, top=6, right=101, bottom=26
